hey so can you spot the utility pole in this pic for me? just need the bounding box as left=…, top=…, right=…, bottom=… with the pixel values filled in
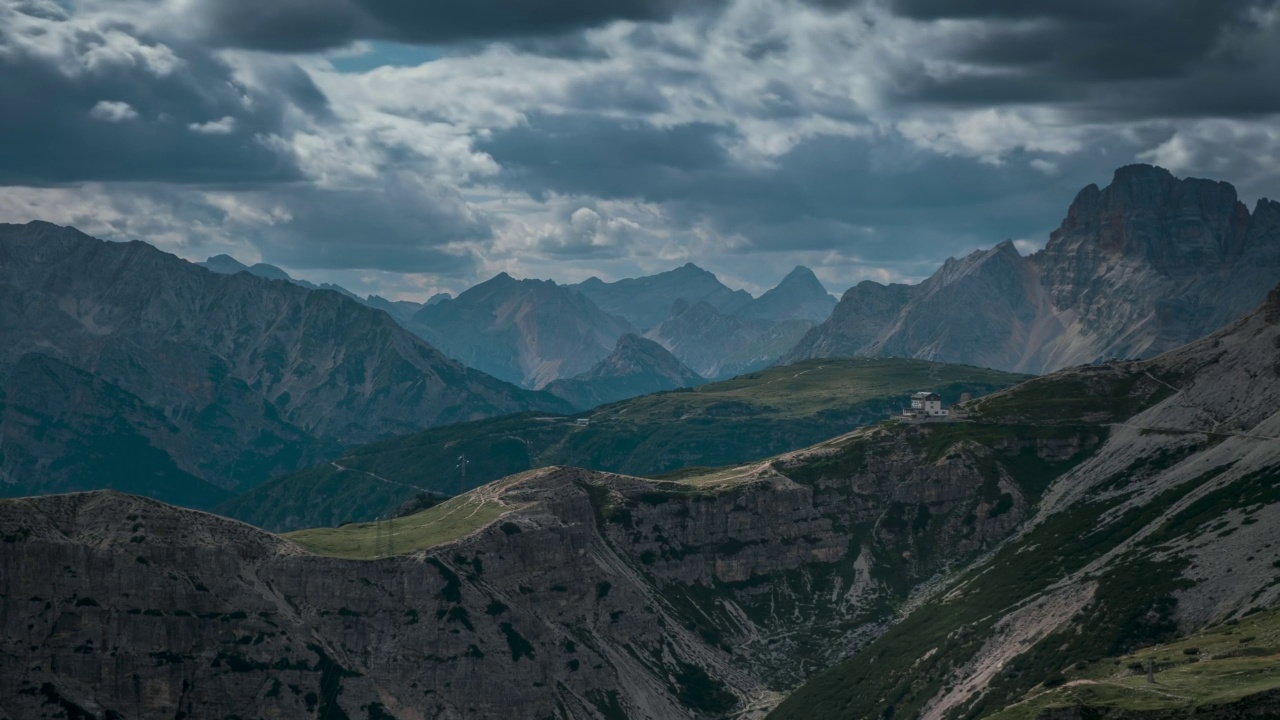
left=457, top=454, right=469, bottom=496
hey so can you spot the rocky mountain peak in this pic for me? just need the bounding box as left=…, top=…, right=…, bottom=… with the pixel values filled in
left=544, top=332, right=702, bottom=409
left=200, top=254, right=251, bottom=274
left=776, top=265, right=822, bottom=288
left=735, top=266, right=836, bottom=324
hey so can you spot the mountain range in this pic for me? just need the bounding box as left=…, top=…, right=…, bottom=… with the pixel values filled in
left=5, top=281, right=1278, bottom=720
left=409, top=264, right=837, bottom=388
left=0, top=222, right=567, bottom=504
left=784, top=164, right=1280, bottom=373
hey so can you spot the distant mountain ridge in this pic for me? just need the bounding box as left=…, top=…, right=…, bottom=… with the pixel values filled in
left=0, top=222, right=567, bottom=503
left=411, top=265, right=837, bottom=389
left=637, top=266, right=835, bottom=379
left=544, top=333, right=704, bottom=410
left=198, top=253, right=446, bottom=323
left=570, top=262, right=754, bottom=331
left=411, top=273, right=638, bottom=389
left=784, top=164, right=1280, bottom=373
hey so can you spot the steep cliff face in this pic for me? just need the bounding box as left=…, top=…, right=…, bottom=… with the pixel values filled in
left=783, top=165, right=1280, bottom=374
left=1031, top=165, right=1280, bottom=369
left=545, top=334, right=704, bottom=410
left=0, top=222, right=565, bottom=499
left=412, top=273, right=637, bottom=389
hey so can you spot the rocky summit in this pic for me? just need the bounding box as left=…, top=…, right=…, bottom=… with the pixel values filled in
left=6, top=282, right=1280, bottom=718
left=784, top=164, right=1280, bottom=374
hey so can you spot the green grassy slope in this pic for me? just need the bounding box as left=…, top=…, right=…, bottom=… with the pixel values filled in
left=986, top=608, right=1280, bottom=719
left=221, top=358, right=1028, bottom=531
left=284, top=474, right=531, bottom=559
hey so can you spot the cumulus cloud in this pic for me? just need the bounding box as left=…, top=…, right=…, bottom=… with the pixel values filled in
left=89, top=101, right=139, bottom=123
left=188, top=117, right=237, bottom=134
left=0, top=0, right=319, bottom=185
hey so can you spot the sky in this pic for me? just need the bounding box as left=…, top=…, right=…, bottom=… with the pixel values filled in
left=2, top=0, right=1279, bottom=300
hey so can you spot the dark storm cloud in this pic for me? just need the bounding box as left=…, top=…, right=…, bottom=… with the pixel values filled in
left=197, top=0, right=708, bottom=51
left=0, top=8, right=327, bottom=186
left=477, top=112, right=1125, bottom=263
left=245, top=178, right=489, bottom=274
left=888, top=0, right=1280, bottom=118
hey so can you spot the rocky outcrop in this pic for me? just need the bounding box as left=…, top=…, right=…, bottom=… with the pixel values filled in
left=0, top=222, right=566, bottom=499
left=411, top=273, right=638, bottom=389
left=783, top=165, right=1280, bottom=374
left=544, top=333, right=704, bottom=410
left=1265, top=284, right=1280, bottom=325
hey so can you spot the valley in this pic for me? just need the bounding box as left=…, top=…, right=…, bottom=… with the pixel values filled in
left=220, top=357, right=1025, bottom=531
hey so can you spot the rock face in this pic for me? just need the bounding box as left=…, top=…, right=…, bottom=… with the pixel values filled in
left=544, top=334, right=704, bottom=410
left=570, top=263, right=754, bottom=331
left=411, top=273, right=638, bottom=389
left=0, top=222, right=566, bottom=501
left=784, top=165, right=1280, bottom=374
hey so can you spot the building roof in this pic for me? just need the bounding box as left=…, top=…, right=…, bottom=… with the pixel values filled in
left=912, top=392, right=941, bottom=400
